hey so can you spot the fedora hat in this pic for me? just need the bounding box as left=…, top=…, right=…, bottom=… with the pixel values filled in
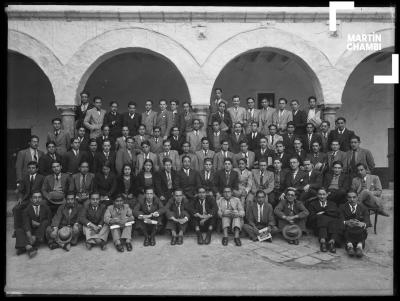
left=282, top=224, right=302, bottom=241
left=56, top=226, right=72, bottom=245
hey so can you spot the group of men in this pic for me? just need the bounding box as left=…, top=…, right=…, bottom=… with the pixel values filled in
left=13, top=88, right=389, bottom=258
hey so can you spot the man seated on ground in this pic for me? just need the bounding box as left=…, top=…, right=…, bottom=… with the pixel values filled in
left=78, top=192, right=109, bottom=251
left=308, top=188, right=343, bottom=253
left=190, top=186, right=218, bottom=245
left=323, top=161, right=350, bottom=206
left=46, top=193, right=82, bottom=251
left=274, top=187, right=309, bottom=245
left=164, top=188, right=190, bottom=246
left=133, top=187, right=165, bottom=247
left=242, top=190, right=277, bottom=243
left=69, top=161, right=94, bottom=206
left=217, top=186, right=245, bottom=246
left=103, top=194, right=135, bottom=252
left=15, top=191, right=52, bottom=258
left=351, top=163, right=389, bottom=217
left=339, top=190, right=370, bottom=258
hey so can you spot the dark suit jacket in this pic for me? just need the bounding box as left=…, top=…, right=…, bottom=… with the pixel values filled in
left=122, top=112, right=142, bottom=137
left=63, top=150, right=89, bottom=174
left=308, top=199, right=342, bottom=230
left=93, top=151, right=116, bottom=174
left=245, top=132, right=263, bottom=152
left=154, top=169, right=179, bottom=200
left=210, top=111, right=233, bottom=134
left=292, top=149, right=308, bottom=166
left=207, top=131, right=230, bottom=152
left=273, top=152, right=292, bottom=169
left=77, top=136, right=90, bottom=152
left=323, top=172, right=350, bottom=192
left=15, top=148, right=45, bottom=182
left=303, top=133, right=323, bottom=153
left=292, top=110, right=308, bottom=135
left=103, top=112, right=123, bottom=138
left=281, top=133, right=301, bottom=154
left=283, top=170, right=308, bottom=192
left=273, top=169, right=289, bottom=193
left=93, top=172, right=117, bottom=197
left=22, top=204, right=52, bottom=232
left=214, top=169, right=239, bottom=194
left=255, top=149, right=274, bottom=165
left=169, top=135, right=185, bottom=154
left=78, top=203, right=107, bottom=226
left=38, top=153, right=64, bottom=176
left=75, top=103, right=94, bottom=130
left=41, top=173, right=71, bottom=201
left=164, top=198, right=191, bottom=219
left=133, top=197, right=166, bottom=217
left=96, top=136, right=116, bottom=152
left=328, top=128, right=355, bottom=152
left=305, top=170, right=323, bottom=191
left=51, top=203, right=82, bottom=228
left=320, top=132, right=330, bottom=153
left=135, top=171, right=157, bottom=194
left=87, top=151, right=97, bottom=173
left=339, top=202, right=371, bottom=227
left=17, top=174, right=45, bottom=202
left=246, top=200, right=276, bottom=227
left=189, top=196, right=218, bottom=217
left=229, top=133, right=247, bottom=154
left=177, top=169, right=202, bottom=199
left=115, top=175, right=137, bottom=197
left=69, top=172, right=95, bottom=195
left=199, top=170, right=217, bottom=194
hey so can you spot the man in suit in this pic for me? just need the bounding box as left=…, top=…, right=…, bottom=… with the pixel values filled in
left=290, top=99, right=308, bottom=136
left=323, top=160, right=350, bottom=206
left=46, top=193, right=82, bottom=251
left=115, top=126, right=130, bottom=152
left=265, top=124, right=283, bottom=152
left=259, top=97, right=276, bottom=136
left=247, top=159, right=274, bottom=206
left=142, top=99, right=158, bottom=136
left=200, top=158, right=217, bottom=196
left=213, top=140, right=234, bottom=172
left=76, top=126, right=90, bottom=152
left=186, top=119, right=206, bottom=153
left=292, top=138, right=308, bottom=166
left=273, top=141, right=292, bottom=170
left=177, top=101, right=197, bottom=137
left=195, top=137, right=215, bottom=172
left=217, top=186, right=245, bottom=246
left=180, top=141, right=200, bottom=171
left=243, top=190, right=278, bottom=242
left=255, top=137, right=274, bottom=167
left=158, top=139, right=181, bottom=171
left=87, top=139, right=98, bottom=174
left=155, top=158, right=179, bottom=204
left=208, top=120, right=229, bottom=152
left=84, top=96, right=107, bottom=139
left=272, top=98, right=293, bottom=135
left=75, top=91, right=93, bottom=134
left=327, top=117, right=355, bottom=152
left=16, top=135, right=44, bottom=184
left=78, top=192, right=109, bottom=250
left=15, top=191, right=52, bottom=257
left=103, top=101, right=123, bottom=139
left=214, top=158, right=239, bottom=199
left=96, top=124, right=116, bottom=152
left=149, top=127, right=164, bottom=154
left=156, top=99, right=174, bottom=140
left=304, top=123, right=323, bottom=153
left=351, top=163, right=389, bottom=216
left=319, top=121, right=331, bottom=153
left=208, top=87, right=228, bottom=126
left=269, top=158, right=289, bottom=208
left=136, top=140, right=159, bottom=175
left=246, top=121, right=263, bottom=152
left=169, top=126, right=185, bottom=155
left=133, top=124, right=151, bottom=152
left=299, top=159, right=323, bottom=205
left=340, top=191, right=370, bottom=258
left=244, top=97, right=261, bottom=135
left=233, top=140, right=255, bottom=169
left=94, top=139, right=116, bottom=174
left=69, top=161, right=95, bottom=206
left=306, top=96, right=322, bottom=130
left=190, top=186, right=218, bottom=245
left=122, top=101, right=142, bottom=137
left=13, top=161, right=45, bottom=236
left=229, top=122, right=246, bottom=154
left=210, top=101, right=232, bottom=135
left=39, top=141, right=63, bottom=176
left=63, top=137, right=89, bottom=175
left=346, top=135, right=375, bottom=177
left=177, top=155, right=202, bottom=202
left=306, top=141, right=328, bottom=173
left=326, top=140, right=347, bottom=174
left=41, top=161, right=71, bottom=216
left=281, top=121, right=300, bottom=154
left=280, top=157, right=308, bottom=201
left=115, top=136, right=137, bottom=176
left=170, top=99, right=180, bottom=127
left=46, top=118, right=71, bottom=156
left=227, top=95, right=246, bottom=126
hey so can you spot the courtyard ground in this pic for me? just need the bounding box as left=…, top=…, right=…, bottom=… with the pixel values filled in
left=5, top=190, right=394, bottom=296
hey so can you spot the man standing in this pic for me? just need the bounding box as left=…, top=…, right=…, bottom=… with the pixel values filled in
left=273, top=141, right=292, bottom=170
left=141, top=100, right=158, bottom=136
left=229, top=123, right=246, bottom=154
left=16, top=136, right=44, bottom=184
left=233, top=140, right=255, bottom=169
left=63, top=137, right=89, bottom=175
left=115, top=136, right=137, bottom=176
left=200, top=158, right=217, bottom=196
left=319, top=121, right=331, bottom=153
left=254, top=137, right=274, bottom=166
left=244, top=97, right=261, bottom=135
left=280, top=121, right=299, bottom=154
left=69, top=161, right=94, bottom=206
left=103, top=101, right=123, bottom=139
left=246, top=121, right=263, bottom=152
left=179, top=141, right=200, bottom=171
left=186, top=119, right=206, bottom=153
left=346, top=135, right=375, bottom=177
left=290, top=99, right=308, bottom=136
left=156, top=99, right=174, bottom=140
left=148, top=127, right=164, bottom=154
left=326, top=140, right=348, bottom=173
left=306, top=96, right=322, bottom=130
left=76, top=126, right=90, bottom=152
left=96, top=125, right=116, bottom=152
left=75, top=91, right=93, bottom=134
left=272, top=98, right=293, bottom=135
left=133, top=124, right=151, bottom=152
left=259, top=97, right=276, bottom=136
left=227, top=95, right=246, bottom=127
left=155, top=158, right=179, bottom=205
left=292, top=138, right=308, bottom=166
left=210, top=102, right=232, bottom=134
left=169, top=126, right=185, bottom=155
left=94, top=139, right=116, bottom=174
left=158, top=140, right=181, bottom=171
left=323, top=161, right=350, bottom=206
left=208, top=87, right=227, bottom=126
left=39, top=141, right=63, bottom=176
left=170, top=99, right=180, bottom=127
left=47, top=118, right=71, bottom=156
left=266, top=124, right=283, bottom=152
left=195, top=137, right=215, bottom=172
left=306, top=141, right=328, bottom=172
left=84, top=96, right=106, bottom=139
left=213, top=140, right=234, bottom=171
left=208, top=120, right=229, bottom=152
left=122, top=101, right=142, bottom=137
left=214, top=158, right=239, bottom=199
left=177, top=156, right=202, bottom=202
left=280, top=157, right=307, bottom=201
left=177, top=101, right=197, bottom=137
left=247, top=159, right=274, bottom=206
left=327, top=117, right=355, bottom=152
left=135, top=141, right=159, bottom=175
left=303, top=123, right=322, bottom=153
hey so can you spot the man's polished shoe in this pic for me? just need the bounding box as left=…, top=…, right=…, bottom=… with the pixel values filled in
left=49, top=243, right=59, bottom=250
left=320, top=242, right=327, bottom=252
left=234, top=237, right=242, bottom=246
left=265, top=238, right=272, bottom=243
left=16, top=248, right=26, bottom=255
left=116, top=244, right=124, bottom=252
left=204, top=232, right=211, bottom=245
left=197, top=234, right=203, bottom=245
left=63, top=243, right=71, bottom=252
left=355, top=247, right=364, bottom=258
left=328, top=241, right=336, bottom=253
left=171, top=236, right=177, bottom=245
left=222, top=237, right=228, bottom=246
left=294, top=239, right=299, bottom=245
left=144, top=237, right=150, bottom=247
left=177, top=236, right=183, bottom=245
left=126, top=242, right=133, bottom=252
left=100, top=241, right=107, bottom=250
left=150, top=236, right=156, bottom=246
left=346, top=245, right=355, bottom=257
left=28, top=248, right=37, bottom=258
left=85, top=242, right=93, bottom=250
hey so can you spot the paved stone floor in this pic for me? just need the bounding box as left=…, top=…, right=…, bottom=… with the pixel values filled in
left=5, top=191, right=394, bottom=295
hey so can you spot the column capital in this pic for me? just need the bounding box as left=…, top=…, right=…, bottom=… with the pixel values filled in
left=56, top=105, right=76, bottom=115
left=321, top=104, right=341, bottom=111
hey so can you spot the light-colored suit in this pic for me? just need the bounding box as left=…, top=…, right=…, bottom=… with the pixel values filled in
left=259, top=107, right=276, bottom=136
left=158, top=150, right=181, bottom=171
left=306, top=108, right=322, bottom=128
left=217, top=196, right=245, bottom=229
left=233, top=151, right=256, bottom=169
left=156, top=110, right=174, bottom=138
left=149, top=137, right=164, bottom=154
left=195, top=150, right=216, bottom=171
left=326, top=150, right=347, bottom=171
left=345, top=147, right=375, bottom=174
left=133, top=135, right=150, bottom=151
left=351, top=174, right=383, bottom=209
left=46, top=130, right=71, bottom=156
left=213, top=151, right=235, bottom=171
left=233, top=168, right=254, bottom=196
left=244, top=108, right=261, bottom=134
left=272, top=109, right=293, bottom=134
left=265, top=134, right=283, bottom=151
left=84, top=108, right=106, bottom=139
left=186, top=130, right=206, bottom=153
left=115, top=136, right=127, bottom=151
left=135, top=152, right=159, bottom=175
left=248, top=169, right=275, bottom=203
left=115, top=148, right=137, bottom=176
left=227, top=106, right=247, bottom=126
left=141, top=110, right=158, bottom=136
left=15, top=148, right=45, bottom=182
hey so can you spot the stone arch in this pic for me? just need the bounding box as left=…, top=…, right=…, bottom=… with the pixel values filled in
left=64, top=27, right=201, bottom=105
left=203, top=27, right=333, bottom=105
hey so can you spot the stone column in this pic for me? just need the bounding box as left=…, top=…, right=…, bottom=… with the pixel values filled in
left=322, top=104, right=341, bottom=130
left=192, top=104, right=210, bottom=135
left=57, top=105, right=76, bottom=138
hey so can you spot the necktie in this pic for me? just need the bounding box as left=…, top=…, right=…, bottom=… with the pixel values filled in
left=252, top=133, right=255, bottom=139
left=55, top=175, right=59, bottom=182
left=204, top=150, right=208, bottom=157
left=93, top=206, right=97, bottom=212
left=185, top=169, right=189, bottom=176
left=351, top=150, right=356, bottom=170
left=261, top=149, right=265, bottom=156
left=260, top=173, right=264, bottom=186
left=271, top=136, right=274, bottom=145
left=224, top=151, right=227, bottom=158
left=68, top=208, right=72, bottom=216
left=226, top=199, right=231, bottom=210
left=178, top=204, right=181, bottom=217
left=81, top=175, right=86, bottom=192
left=105, top=153, right=109, bottom=160
left=288, top=134, right=292, bottom=139
left=167, top=172, right=172, bottom=189
left=155, top=138, right=158, bottom=144
left=258, top=204, right=262, bottom=223
left=51, top=154, right=56, bottom=160
left=351, top=205, right=356, bottom=214
left=225, top=172, right=230, bottom=184
left=127, top=149, right=132, bottom=160
left=55, top=131, right=59, bottom=137
left=289, top=204, right=294, bottom=213
left=236, top=134, right=240, bottom=141
left=321, top=202, right=326, bottom=208
left=33, top=151, right=38, bottom=162
left=308, top=134, right=312, bottom=143
left=30, top=175, right=34, bottom=191
left=201, top=200, right=206, bottom=215
left=147, top=202, right=151, bottom=211
left=195, top=131, right=198, bottom=136
left=206, top=171, right=209, bottom=181
left=34, top=206, right=39, bottom=217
